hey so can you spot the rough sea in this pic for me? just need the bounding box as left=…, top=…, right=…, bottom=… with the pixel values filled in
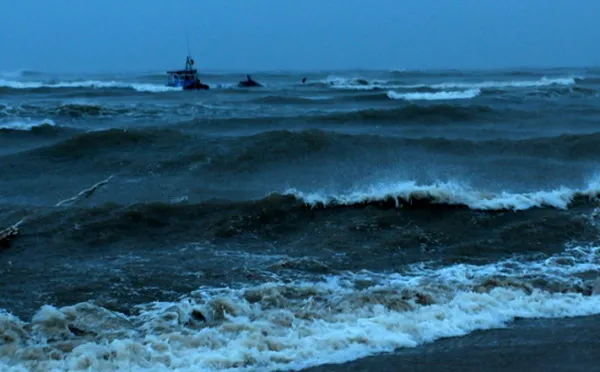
left=1, top=67, right=600, bottom=371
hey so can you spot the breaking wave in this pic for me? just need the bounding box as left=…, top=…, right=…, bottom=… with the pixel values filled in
left=0, top=119, right=56, bottom=131
left=427, top=76, right=577, bottom=90
left=0, top=79, right=179, bottom=93
left=249, top=90, right=485, bottom=105
left=1, top=244, right=599, bottom=371
left=387, top=89, right=481, bottom=101
left=322, top=76, right=578, bottom=92
left=285, top=179, right=600, bottom=211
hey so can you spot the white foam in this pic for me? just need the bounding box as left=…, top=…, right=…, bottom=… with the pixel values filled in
left=1, top=245, right=599, bottom=371
left=0, top=119, right=56, bottom=131
left=387, top=89, right=481, bottom=101
left=424, top=76, right=576, bottom=90
left=323, top=76, right=577, bottom=92
left=300, top=95, right=333, bottom=100
left=285, top=179, right=600, bottom=211
left=323, top=76, right=398, bottom=91
left=0, top=79, right=180, bottom=93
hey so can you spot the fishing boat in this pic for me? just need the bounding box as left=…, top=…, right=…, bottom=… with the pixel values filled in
left=166, top=56, right=209, bottom=90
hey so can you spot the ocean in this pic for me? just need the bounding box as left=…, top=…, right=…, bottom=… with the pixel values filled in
left=1, top=67, right=600, bottom=371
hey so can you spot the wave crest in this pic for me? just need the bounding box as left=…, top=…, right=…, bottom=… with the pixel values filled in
left=321, top=75, right=578, bottom=92
left=284, top=180, right=600, bottom=211
left=0, top=119, right=56, bottom=131
left=387, top=89, right=481, bottom=101
left=0, top=79, right=178, bottom=93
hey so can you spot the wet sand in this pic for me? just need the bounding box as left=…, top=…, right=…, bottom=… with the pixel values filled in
left=302, top=315, right=600, bottom=372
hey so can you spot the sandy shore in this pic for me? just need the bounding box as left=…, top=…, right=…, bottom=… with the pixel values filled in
left=301, top=315, right=600, bottom=372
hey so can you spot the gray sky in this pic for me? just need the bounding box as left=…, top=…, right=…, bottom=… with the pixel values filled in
left=1, top=0, right=599, bottom=73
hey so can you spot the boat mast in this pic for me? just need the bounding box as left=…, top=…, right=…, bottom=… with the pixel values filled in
left=184, top=28, right=195, bottom=71
left=185, top=28, right=191, bottom=58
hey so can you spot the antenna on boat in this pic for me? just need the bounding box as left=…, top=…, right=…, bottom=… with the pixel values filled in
left=185, top=28, right=191, bottom=57
left=183, top=28, right=195, bottom=70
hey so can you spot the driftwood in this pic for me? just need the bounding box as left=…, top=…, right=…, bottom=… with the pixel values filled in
left=0, top=176, right=114, bottom=247
left=0, top=226, right=19, bottom=247
left=0, top=218, right=26, bottom=247
left=55, top=175, right=114, bottom=207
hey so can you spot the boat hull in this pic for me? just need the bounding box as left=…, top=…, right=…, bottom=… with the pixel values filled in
left=167, top=81, right=210, bottom=90
left=166, top=67, right=210, bottom=91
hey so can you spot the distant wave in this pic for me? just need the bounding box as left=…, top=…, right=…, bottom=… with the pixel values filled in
left=54, top=103, right=116, bottom=118
left=0, top=79, right=179, bottom=93
left=387, top=89, right=481, bottom=101
left=168, top=105, right=499, bottom=133
left=19, top=128, right=600, bottom=177
left=213, top=105, right=497, bottom=125
left=526, top=85, right=598, bottom=98
left=1, top=102, right=134, bottom=120
left=0, top=119, right=56, bottom=131
left=162, top=130, right=600, bottom=171
left=1, top=101, right=210, bottom=120
left=22, top=128, right=191, bottom=162
left=417, top=76, right=577, bottom=90
left=312, top=104, right=496, bottom=123
left=250, top=95, right=334, bottom=104
left=249, top=90, right=481, bottom=104
left=0, top=75, right=582, bottom=95
left=322, top=76, right=578, bottom=92
left=0, top=69, right=42, bottom=79
left=322, top=76, right=400, bottom=91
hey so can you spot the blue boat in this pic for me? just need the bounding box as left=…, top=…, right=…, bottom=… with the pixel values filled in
left=166, top=56, right=209, bottom=90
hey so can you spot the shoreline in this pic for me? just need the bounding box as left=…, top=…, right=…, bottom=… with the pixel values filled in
left=301, top=315, right=600, bottom=372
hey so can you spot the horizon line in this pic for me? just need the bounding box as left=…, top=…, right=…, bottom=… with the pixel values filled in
left=2, top=63, right=599, bottom=76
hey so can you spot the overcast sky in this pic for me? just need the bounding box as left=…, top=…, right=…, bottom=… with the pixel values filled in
left=1, top=0, right=599, bottom=73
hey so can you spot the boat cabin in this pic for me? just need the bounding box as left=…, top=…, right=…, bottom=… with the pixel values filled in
left=166, top=56, right=209, bottom=90
left=167, top=68, right=199, bottom=88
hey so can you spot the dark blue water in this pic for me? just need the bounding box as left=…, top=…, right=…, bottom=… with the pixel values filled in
left=1, top=67, right=600, bottom=371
